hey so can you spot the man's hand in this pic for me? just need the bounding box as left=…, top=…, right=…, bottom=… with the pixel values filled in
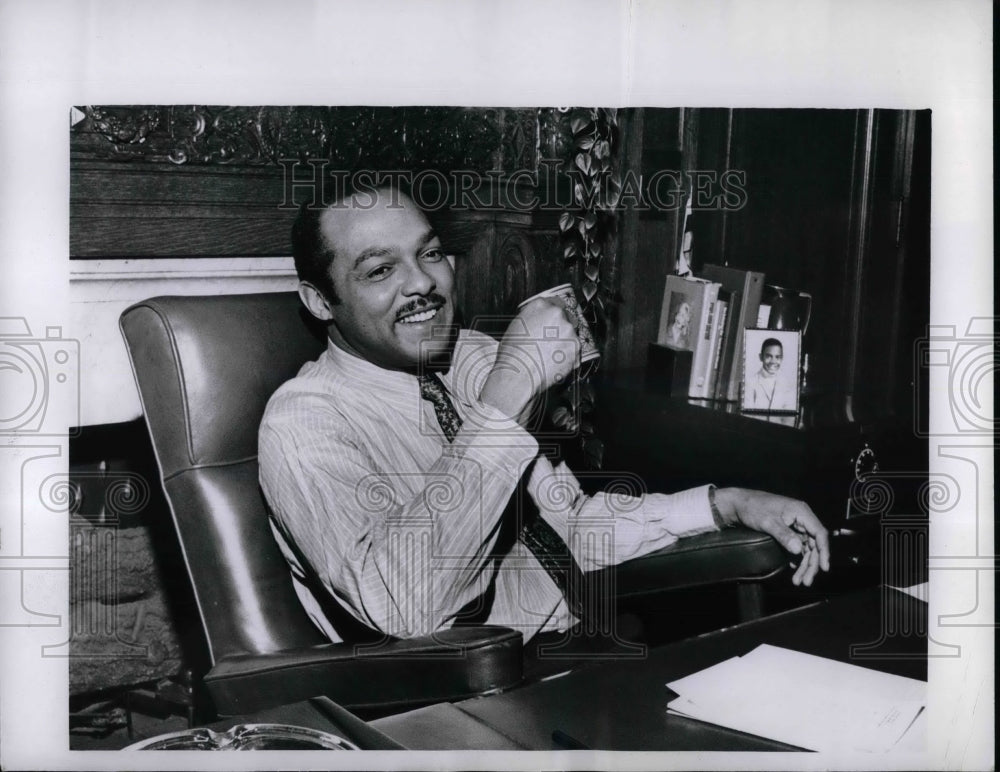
left=714, top=487, right=831, bottom=586
left=480, top=298, right=580, bottom=419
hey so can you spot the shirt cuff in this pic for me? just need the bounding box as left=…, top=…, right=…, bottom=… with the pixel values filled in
left=648, top=483, right=720, bottom=537
left=708, top=484, right=730, bottom=529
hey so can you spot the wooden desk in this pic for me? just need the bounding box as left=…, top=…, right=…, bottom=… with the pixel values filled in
left=372, top=586, right=925, bottom=750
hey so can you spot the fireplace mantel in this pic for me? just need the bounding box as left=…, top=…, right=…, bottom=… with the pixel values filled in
left=70, top=258, right=298, bottom=426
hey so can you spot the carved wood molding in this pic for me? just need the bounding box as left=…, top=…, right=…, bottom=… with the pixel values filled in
left=493, top=229, right=538, bottom=315
left=70, top=106, right=580, bottom=259
left=72, top=106, right=553, bottom=172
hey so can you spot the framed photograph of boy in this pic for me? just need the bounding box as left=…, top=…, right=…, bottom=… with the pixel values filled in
left=741, top=328, right=801, bottom=414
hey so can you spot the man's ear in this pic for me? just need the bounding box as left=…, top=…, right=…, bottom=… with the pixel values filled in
left=298, top=281, right=334, bottom=322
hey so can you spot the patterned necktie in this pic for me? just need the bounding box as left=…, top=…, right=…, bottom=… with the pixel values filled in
left=417, top=373, right=589, bottom=621
left=418, top=373, right=464, bottom=442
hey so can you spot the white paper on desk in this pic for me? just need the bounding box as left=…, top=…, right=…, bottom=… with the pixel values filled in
left=886, top=581, right=929, bottom=602
left=666, top=644, right=926, bottom=752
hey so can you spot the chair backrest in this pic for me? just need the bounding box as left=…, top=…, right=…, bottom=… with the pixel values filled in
left=120, top=292, right=329, bottom=664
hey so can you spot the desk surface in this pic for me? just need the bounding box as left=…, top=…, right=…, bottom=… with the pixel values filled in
left=373, top=586, right=926, bottom=751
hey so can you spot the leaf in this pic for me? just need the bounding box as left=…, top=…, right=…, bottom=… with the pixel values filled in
left=606, top=185, right=622, bottom=208
left=574, top=152, right=591, bottom=175
left=551, top=406, right=578, bottom=433
left=558, top=211, right=574, bottom=232
left=584, top=211, right=597, bottom=229
left=577, top=135, right=595, bottom=151
left=582, top=279, right=598, bottom=301
left=563, top=243, right=578, bottom=260
left=584, top=263, right=599, bottom=281
left=574, top=182, right=585, bottom=205
left=593, top=139, right=610, bottom=159
left=570, top=115, right=591, bottom=136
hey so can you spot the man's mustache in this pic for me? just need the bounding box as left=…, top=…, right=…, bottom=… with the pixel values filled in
left=395, top=293, right=448, bottom=322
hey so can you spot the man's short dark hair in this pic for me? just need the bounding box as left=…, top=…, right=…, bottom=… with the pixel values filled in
left=290, top=175, right=418, bottom=305
left=291, top=204, right=340, bottom=304
left=761, top=337, right=783, bottom=353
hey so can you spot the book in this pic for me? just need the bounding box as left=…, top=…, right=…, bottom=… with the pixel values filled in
left=687, top=280, right=721, bottom=398
left=700, top=264, right=766, bottom=402
left=712, top=288, right=741, bottom=401
left=706, top=294, right=729, bottom=398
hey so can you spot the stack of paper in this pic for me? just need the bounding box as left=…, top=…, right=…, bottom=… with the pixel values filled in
left=667, top=644, right=925, bottom=752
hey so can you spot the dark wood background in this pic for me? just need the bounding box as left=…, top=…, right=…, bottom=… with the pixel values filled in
left=71, top=106, right=930, bottom=425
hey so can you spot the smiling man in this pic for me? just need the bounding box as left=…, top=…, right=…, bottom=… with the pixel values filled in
left=258, top=180, right=830, bottom=648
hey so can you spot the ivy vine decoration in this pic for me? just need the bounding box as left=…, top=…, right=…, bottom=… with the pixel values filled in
left=550, top=107, right=623, bottom=471
left=558, top=107, right=622, bottom=332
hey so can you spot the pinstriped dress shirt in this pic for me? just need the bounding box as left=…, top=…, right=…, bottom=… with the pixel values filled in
left=259, top=329, right=718, bottom=643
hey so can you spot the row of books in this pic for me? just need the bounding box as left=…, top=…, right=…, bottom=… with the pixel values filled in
left=656, top=264, right=766, bottom=401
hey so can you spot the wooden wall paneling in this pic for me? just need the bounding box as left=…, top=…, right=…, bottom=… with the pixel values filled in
left=601, top=108, right=644, bottom=372
left=712, top=108, right=927, bottom=421
left=690, top=108, right=735, bottom=269
left=851, top=110, right=929, bottom=423
left=71, top=162, right=295, bottom=257
left=841, top=108, right=878, bottom=415
left=435, top=208, right=538, bottom=334
left=611, top=108, right=684, bottom=373
left=721, top=109, right=860, bottom=400
left=607, top=107, right=644, bottom=373
left=491, top=228, right=539, bottom=315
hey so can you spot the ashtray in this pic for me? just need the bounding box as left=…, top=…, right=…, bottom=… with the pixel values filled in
left=123, top=722, right=360, bottom=750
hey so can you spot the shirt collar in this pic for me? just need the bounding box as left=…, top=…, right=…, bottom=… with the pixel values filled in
left=322, top=338, right=421, bottom=414
left=321, top=336, right=463, bottom=414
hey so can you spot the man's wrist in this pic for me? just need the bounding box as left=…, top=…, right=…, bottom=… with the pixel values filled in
left=479, top=365, right=532, bottom=419
left=710, top=486, right=741, bottom=528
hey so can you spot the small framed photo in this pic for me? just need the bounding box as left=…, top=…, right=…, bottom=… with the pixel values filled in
left=657, top=275, right=707, bottom=351
left=741, top=328, right=801, bottom=414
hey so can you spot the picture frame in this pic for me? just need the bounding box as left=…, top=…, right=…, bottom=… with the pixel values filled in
left=657, top=275, right=710, bottom=351
left=740, top=328, right=802, bottom=414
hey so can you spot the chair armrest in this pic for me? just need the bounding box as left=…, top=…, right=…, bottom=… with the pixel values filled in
left=604, top=527, right=786, bottom=603
left=204, top=625, right=523, bottom=715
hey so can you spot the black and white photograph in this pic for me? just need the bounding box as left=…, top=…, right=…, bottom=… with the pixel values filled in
left=741, top=328, right=801, bottom=414
left=59, top=99, right=936, bottom=756
left=0, top=3, right=993, bottom=771
left=659, top=284, right=697, bottom=350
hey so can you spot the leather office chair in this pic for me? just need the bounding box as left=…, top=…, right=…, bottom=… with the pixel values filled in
left=120, top=293, right=522, bottom=717
left=120, top=291, right=785, bottom=716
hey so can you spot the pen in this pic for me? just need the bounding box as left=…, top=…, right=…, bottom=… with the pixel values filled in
left=552, top=729, right=589, bottom=750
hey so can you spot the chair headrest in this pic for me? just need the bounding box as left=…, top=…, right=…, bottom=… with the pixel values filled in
left=120, top=292, right=327, bottom=473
